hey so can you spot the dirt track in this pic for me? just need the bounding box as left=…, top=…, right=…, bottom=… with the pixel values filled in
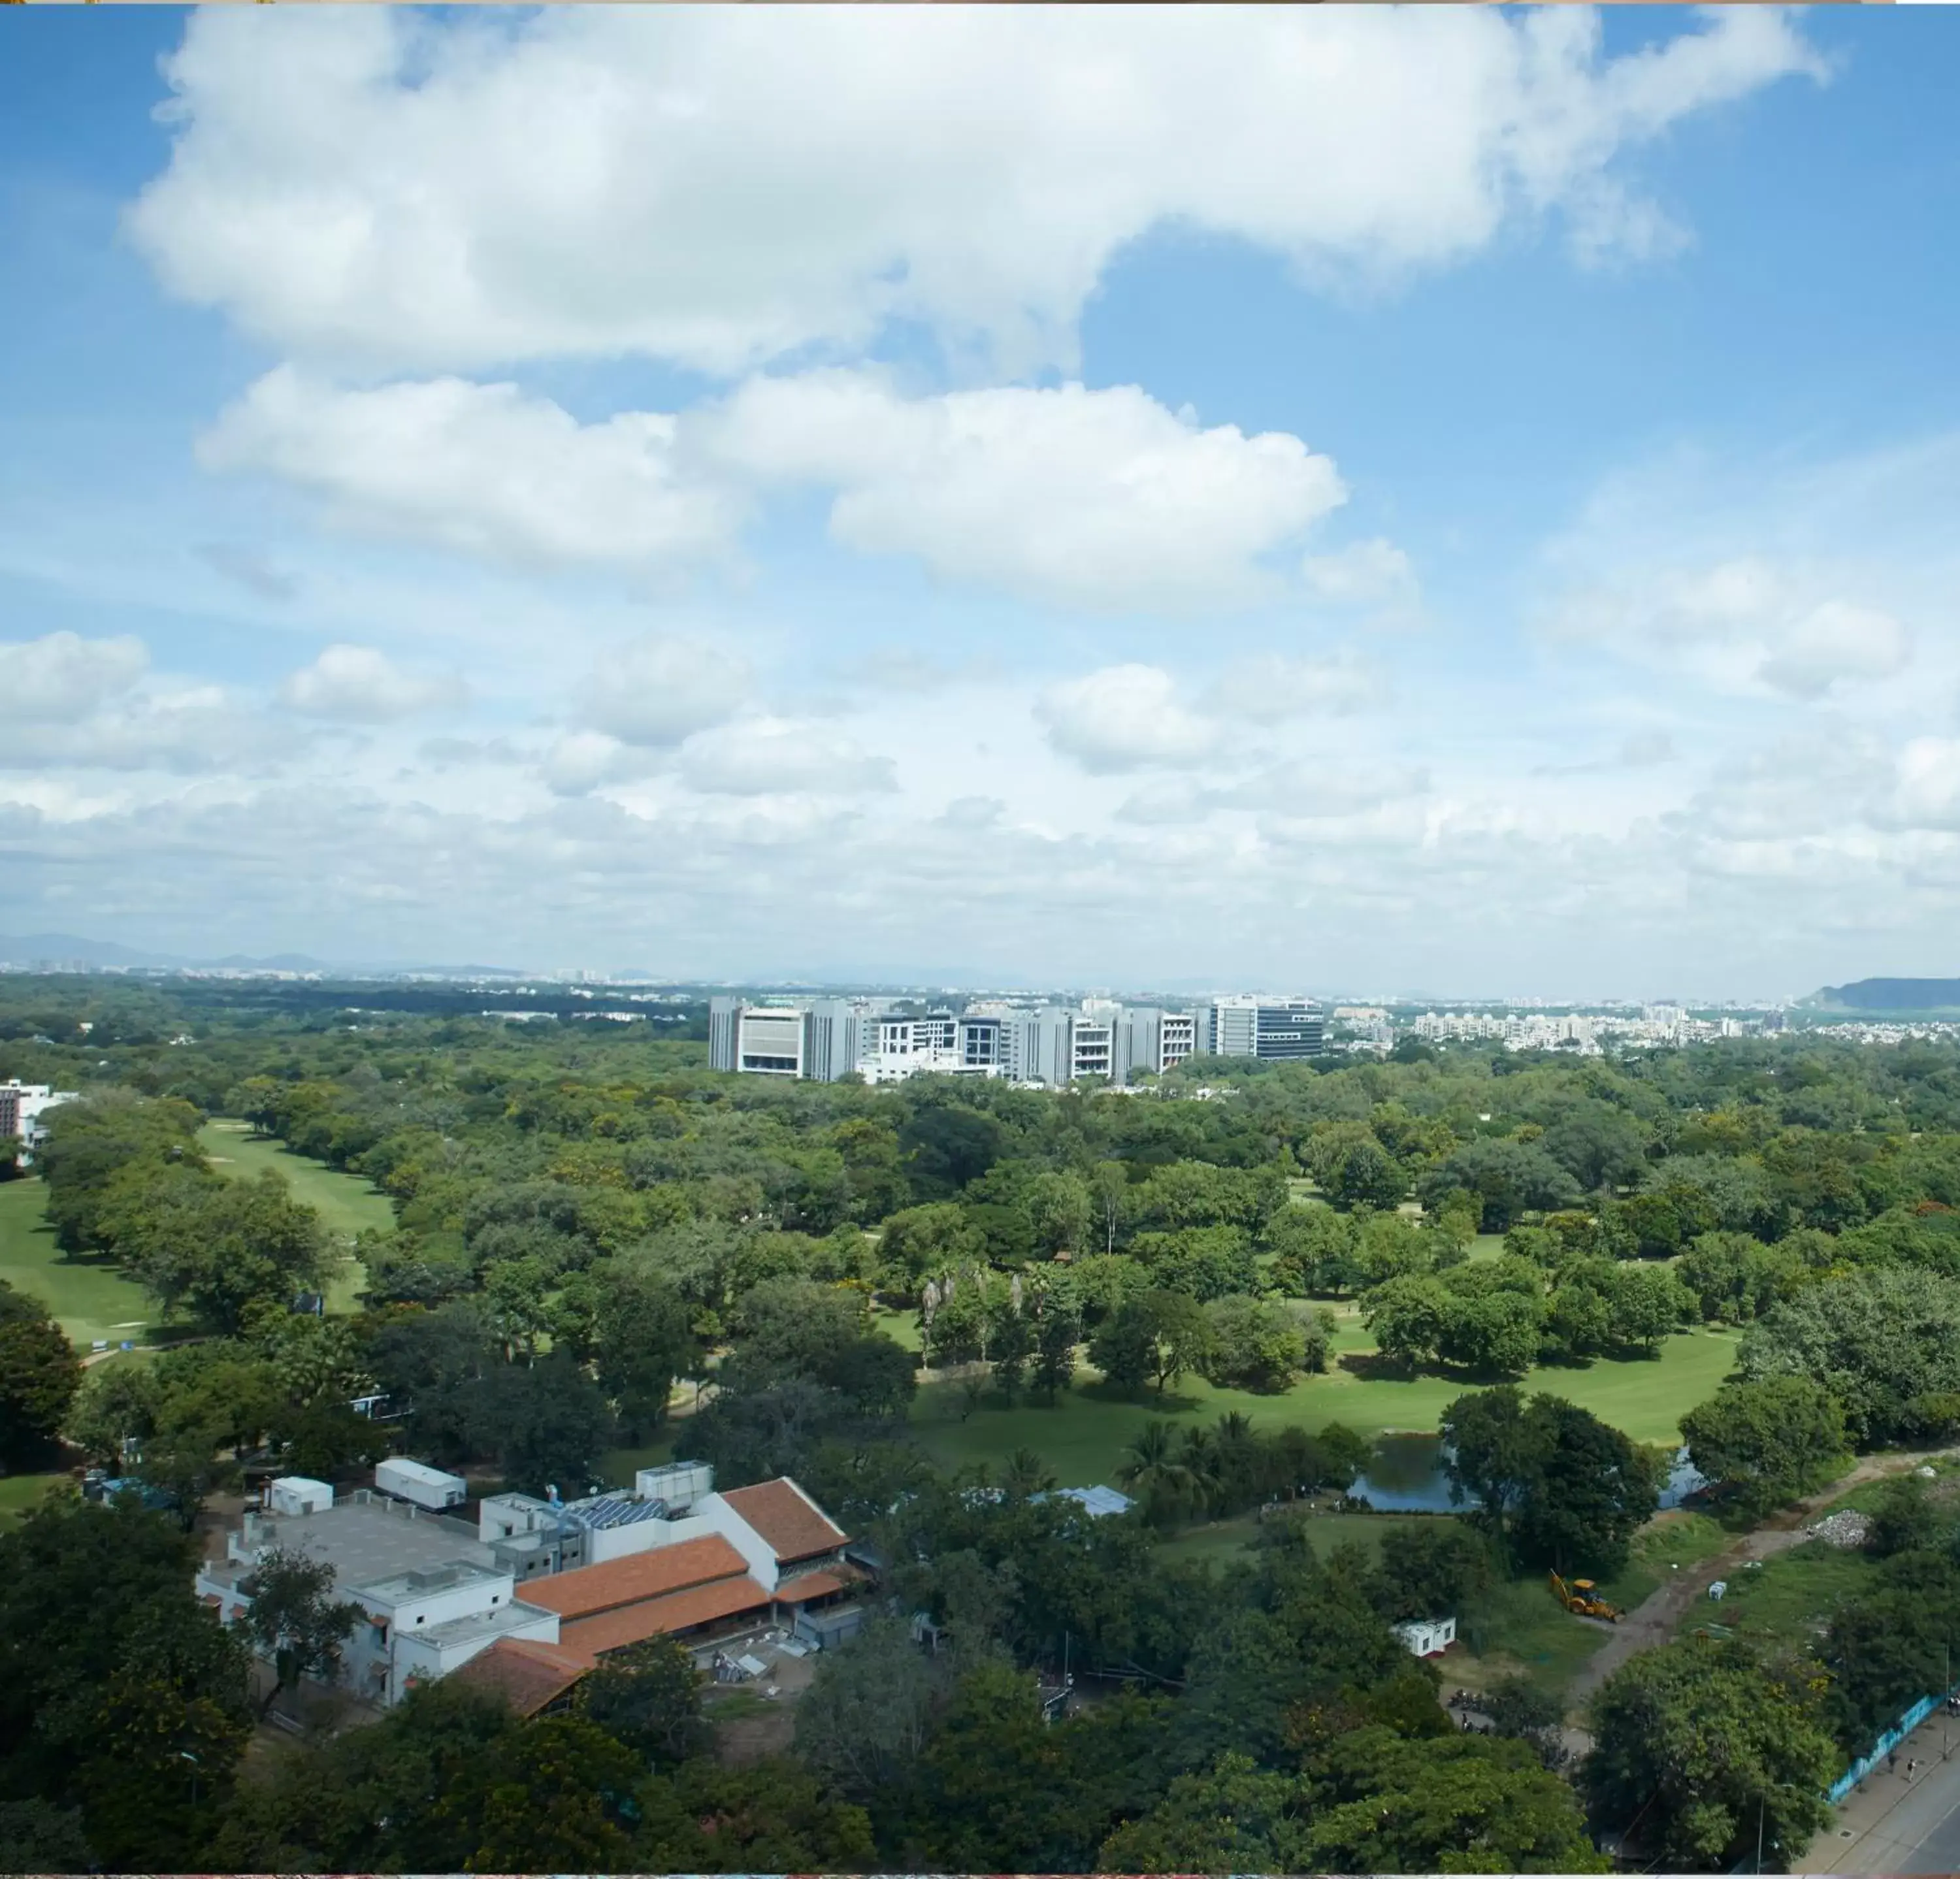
left=1567, top=1447, right=1956, bottom=1710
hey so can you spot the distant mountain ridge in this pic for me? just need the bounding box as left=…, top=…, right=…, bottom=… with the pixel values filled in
left=1812, top=978, right=1960, bottom=1012
left=0, top=932, right=221, bottom=969
left=0, top=932, right=517, bottom=977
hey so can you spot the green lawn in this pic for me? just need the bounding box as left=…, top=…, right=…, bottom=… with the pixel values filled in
left=0, top=1178, right=157, bottom=1349
left=0, top=1473, right=61, bottom=1532
left=912, top=1328, right=1739, bottom=1486
left=1456, top=1576, right=1616, bottom=1693
left=197, top=1122, right=395, bottom=1312
left=598, top=1437, right=675, bottom=1487
left=1680, top=1467, right=1960, bottom=1658
left=1694, top=1539, right=1874, bottom=1658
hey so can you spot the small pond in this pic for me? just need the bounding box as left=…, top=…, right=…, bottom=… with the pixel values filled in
left=1347, top=1433, right=1707, bottom=1513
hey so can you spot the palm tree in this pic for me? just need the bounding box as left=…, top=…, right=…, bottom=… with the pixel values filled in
left=1180, top=1426, right=1224, bottom=1518
left=1214, top=1409, right=1256, bottom=1444
left=1116, top=1419, right=1180, bottom=1485
left=1003, top=1448, right=1058, bottom=1497
left=1209, top=1410, right=1260, bottom=1513
left=1117, top=1420, right=1196, bottom=1526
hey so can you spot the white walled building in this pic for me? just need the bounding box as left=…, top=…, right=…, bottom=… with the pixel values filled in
left=197, top=1461, right=856, bottom=1707
left=197, top=1477, right=562, bottom=1707
left=0, top=1081, right=78, bottom=1163
left=1205, top=997, right=1325, bottom=1061
left=1124, top=1007, right=1200, bottom=1076
left=710, top=993, right=1309, bottom=1088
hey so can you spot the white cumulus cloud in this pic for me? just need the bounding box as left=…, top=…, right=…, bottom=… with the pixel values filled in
left=279, top=643, right=466, bottom=720
left=1207, top=653, right=1386, bottom=724
left=204, top=368, right=1346, bottom=612
left=678, top=717, right=895, bottom=797
left=1548, top=557, right=1913, bottom=700
left=573, top=635, right=747, bottom=749
left=0, top=632, right=150, bottom=723
left=199, top=367, right=743, bottom=570
left=128, top=7, right=1823, bottom=378
left=713, top=374, right=1356, bottom=619
left=710, top=373, right=1345, bottom=613
left=1036, top=664, right=1220, bottom=774
left=1301, top=538, right=1421, bottom=611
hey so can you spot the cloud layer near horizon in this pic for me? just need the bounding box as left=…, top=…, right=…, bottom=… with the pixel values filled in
left=16, top=3, right=1960, bottom=997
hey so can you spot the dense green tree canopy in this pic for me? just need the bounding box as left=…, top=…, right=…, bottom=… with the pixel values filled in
left=1584, top=1639, right=1837, bottom=1871
left=1680, top=1377, right=1850, bottom=1516
left=0, top=1279, right=81, bottom=1465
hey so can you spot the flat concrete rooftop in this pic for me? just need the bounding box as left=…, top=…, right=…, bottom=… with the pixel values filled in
left=244, top=1498, right=496, bottom=1590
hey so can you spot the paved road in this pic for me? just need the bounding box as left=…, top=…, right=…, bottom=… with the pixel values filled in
left=1798, top=1718, right=1960, bottom=1874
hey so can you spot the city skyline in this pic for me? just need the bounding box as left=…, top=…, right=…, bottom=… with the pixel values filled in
left=5, top=8, right=1960, bottom=996
left=0, top=928, right=1841, bottom=1012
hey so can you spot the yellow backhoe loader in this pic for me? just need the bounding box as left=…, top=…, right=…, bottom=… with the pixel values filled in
left=1550, top=1571, right=1620, bottom=1622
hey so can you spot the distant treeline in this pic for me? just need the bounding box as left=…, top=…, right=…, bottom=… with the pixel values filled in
left=0, top=972, right=708, bottom=1041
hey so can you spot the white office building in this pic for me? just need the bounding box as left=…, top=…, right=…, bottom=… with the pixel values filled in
left=711, top=996, right=873, bottom=1079
left=710, top=992, right=1310, bottom=1088
left=1124, top=1007, right=1200, bottom=1077
left=1205, top=996, right=1324, bottom=1062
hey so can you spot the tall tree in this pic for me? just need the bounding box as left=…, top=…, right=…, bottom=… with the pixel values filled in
left=240, top=1547, right=365, bottom=1716
left=1584, top=1639, right=1836, bottom=1871
left=1680, top=1377, right=1849, bottom=1516
left=1088, top=1289, right=1209, bottom=1396
left=574, top=1633, right=707, bottom=1767
left=1309, top=1727, right=1607, bottom=1873
left=1443, top=1386, right=1660, bottom=1573
left=0, top=1498, right=253, bottom=1869
left=0, top=1279, right=82, bottom=1466
left=118, top=1170, right=333, bottom=1335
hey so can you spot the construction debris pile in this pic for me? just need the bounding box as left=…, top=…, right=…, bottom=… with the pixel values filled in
left=1806, top=1509, right=1871, bottom=1549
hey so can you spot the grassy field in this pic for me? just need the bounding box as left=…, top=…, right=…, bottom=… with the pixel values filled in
left=0, top=1177, right=156, bottom=1348
left=1694, top=1539, right=1874, bottom=1658
left=0, top=1473, right=60, bottom=1533
left=1426, top=1509, right=1735, bottom=1699
left=912, top=1327, right=1740, bottom=1486
left=198, top=1122, right=395, bottom=1312
left=1680, top=1466, right=1960, bottom=1658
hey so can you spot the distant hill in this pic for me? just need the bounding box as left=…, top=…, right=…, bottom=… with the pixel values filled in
left=0, top=932, right=340, bottom=973
left=0, top=932, right=187, bottom=968
left=1812, top=978, right=1960, bottom=1013
left=0, top=928, right=533, bottom=975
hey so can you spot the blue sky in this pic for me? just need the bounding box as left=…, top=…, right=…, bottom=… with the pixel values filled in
left=3, top=5, right=1959, bottom=998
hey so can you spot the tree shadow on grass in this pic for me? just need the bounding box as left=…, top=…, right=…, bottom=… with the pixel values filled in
left=1337, top=1350, right=1539, bottom=1388
left=1338, top=1350, right=1424, bottom=1384
left=1075, top=1376, right=1203, bottom=1415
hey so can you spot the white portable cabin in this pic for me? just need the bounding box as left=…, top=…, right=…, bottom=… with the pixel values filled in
left=1392, top=1616, right=1457, bottom=1658
left=267, top=1476, right=334, bottom=1517
left=375, top=1458, right=468, bottom=1511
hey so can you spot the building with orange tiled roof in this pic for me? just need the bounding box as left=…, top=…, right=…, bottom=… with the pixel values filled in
left=451, top=1636, right=591, bottom=1716
left=519, top=1534, right=753, bottom=1622
left=721, top=1478, right=851, bottom=1567
left=198, top=1461, right=865, bottom=1705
